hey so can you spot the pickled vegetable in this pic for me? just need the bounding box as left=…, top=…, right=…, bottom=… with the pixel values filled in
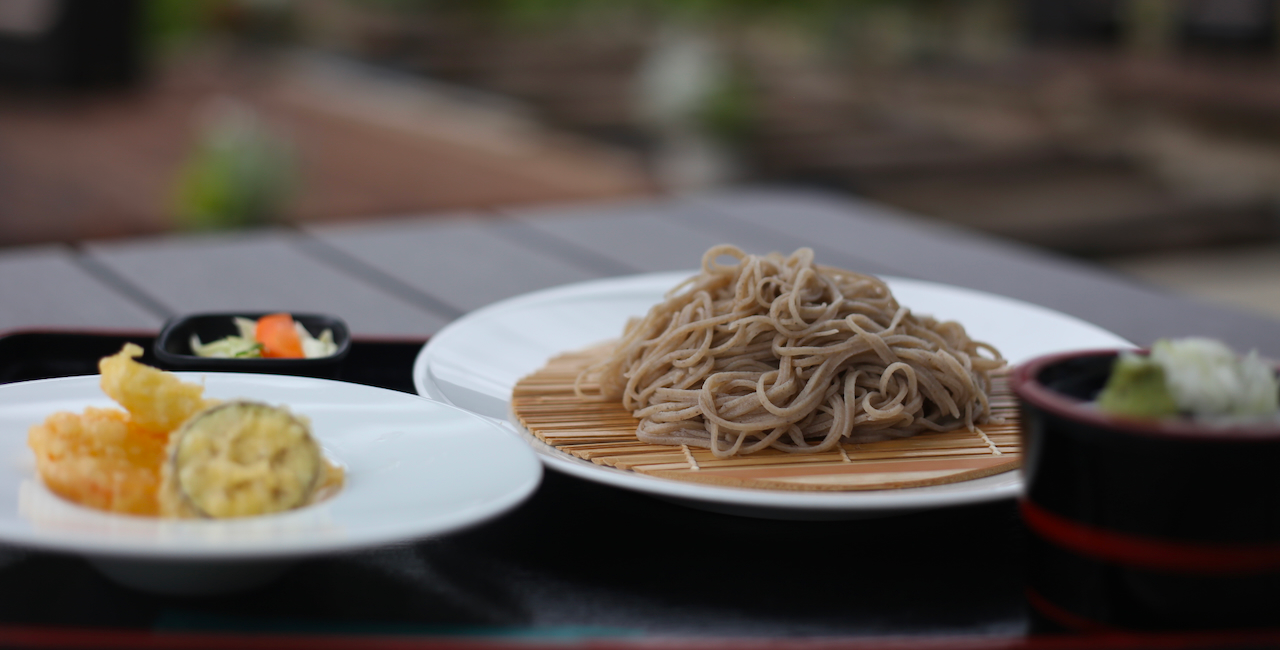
left=190, top=315, right=337, bottom=359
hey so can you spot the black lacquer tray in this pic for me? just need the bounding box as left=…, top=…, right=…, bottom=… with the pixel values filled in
left=0, top=330, right=1272, bottom=649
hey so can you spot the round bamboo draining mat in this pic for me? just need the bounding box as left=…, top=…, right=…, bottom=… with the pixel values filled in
left=512, top=346, right=1021, bottom=491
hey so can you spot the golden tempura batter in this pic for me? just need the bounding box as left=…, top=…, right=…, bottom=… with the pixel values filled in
left=160, top=401, right=332, bottom=519
left=28, top=344, right=343, bottom=518
left=28, top=407, right=169, bottom=515
left=99, top=343, right=216, bottom=433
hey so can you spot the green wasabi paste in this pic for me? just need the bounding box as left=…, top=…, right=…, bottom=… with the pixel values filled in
left=1096, top=338, right=1279, bottom=421
left=1097, top=353, right=1178, bottom=418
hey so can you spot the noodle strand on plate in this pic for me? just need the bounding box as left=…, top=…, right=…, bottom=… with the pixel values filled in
left=575, top=245, right=1004, bottom=458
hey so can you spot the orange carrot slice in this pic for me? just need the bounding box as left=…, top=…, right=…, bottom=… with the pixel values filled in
left=256, top=313, right=305, bottom=358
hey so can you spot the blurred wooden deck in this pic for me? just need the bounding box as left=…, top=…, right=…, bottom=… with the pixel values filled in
left=0, top=50, right=654, bottom=248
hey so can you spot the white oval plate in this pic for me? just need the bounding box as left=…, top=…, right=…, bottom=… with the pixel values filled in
left=4, top=373, right=542, bottom=559
left=414, top=272, right=1133, bottom=519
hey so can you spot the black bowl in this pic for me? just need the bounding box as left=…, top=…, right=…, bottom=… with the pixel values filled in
left=1012, top=349, right=1280, bottom=632
left=154, top=312, right=350, bottom=378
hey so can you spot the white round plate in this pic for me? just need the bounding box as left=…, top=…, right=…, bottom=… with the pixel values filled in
left=3, top=373, right=541, bottom=589
left=414, top=272, right=1133, bottom=519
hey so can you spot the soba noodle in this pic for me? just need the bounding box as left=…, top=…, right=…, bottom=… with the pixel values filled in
left=575, top=245, right=1004, bottom=458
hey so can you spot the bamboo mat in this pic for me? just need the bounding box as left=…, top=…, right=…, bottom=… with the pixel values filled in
left=512, top=347, right=1021, bottom=491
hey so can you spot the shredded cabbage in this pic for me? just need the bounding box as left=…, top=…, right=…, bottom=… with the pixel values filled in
left=298, top=322, right=337, bottom=358
left=190, top=333, right=262, bottom=358
left=191, top=316, right=338, bottom=359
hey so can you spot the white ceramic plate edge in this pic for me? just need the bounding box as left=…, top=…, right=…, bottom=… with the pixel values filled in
left=1, top=373, right=543, bottom=561
left=414, top=272, right=1135, bottom=517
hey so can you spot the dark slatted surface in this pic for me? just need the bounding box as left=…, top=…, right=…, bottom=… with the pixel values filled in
left=1, top=188, right=1278, bottom=645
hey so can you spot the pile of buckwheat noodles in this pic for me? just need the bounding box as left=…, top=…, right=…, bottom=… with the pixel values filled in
left=575, top=245, right=1004, bottom=458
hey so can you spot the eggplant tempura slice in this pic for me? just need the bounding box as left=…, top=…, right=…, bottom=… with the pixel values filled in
left=160, top=401, right=327, bottom=519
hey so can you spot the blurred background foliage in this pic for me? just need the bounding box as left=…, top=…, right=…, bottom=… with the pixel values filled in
left=7, top=0, right=1280, bottom=259
left=278, top=0, right=1280, bottom=258
left=173, top=98, right=295, bottom=231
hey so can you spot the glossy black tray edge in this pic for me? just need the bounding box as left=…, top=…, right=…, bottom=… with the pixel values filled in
left=0, top=329, right=426, bottom=394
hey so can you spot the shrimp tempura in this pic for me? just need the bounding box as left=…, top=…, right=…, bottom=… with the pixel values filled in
left=28, top=407, right=169, bottom=515
left=28, top=344, right=218, bottom=515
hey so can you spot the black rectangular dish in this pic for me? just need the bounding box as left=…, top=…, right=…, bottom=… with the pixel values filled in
left=153, top=313, right=353, bottom=378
